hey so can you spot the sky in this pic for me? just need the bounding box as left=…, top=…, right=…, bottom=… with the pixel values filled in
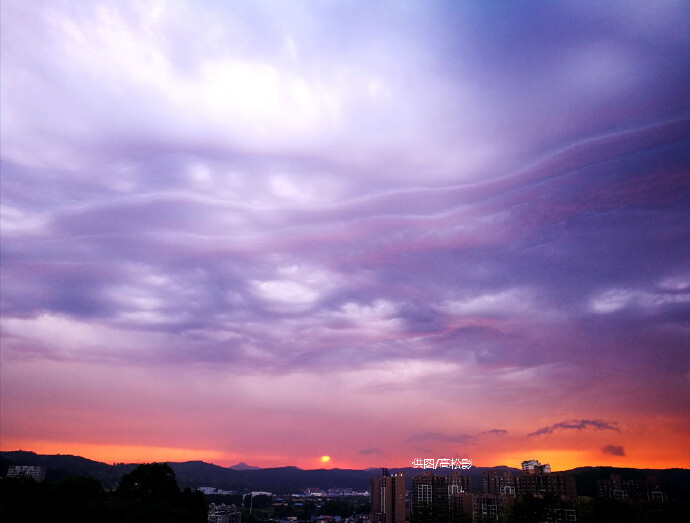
left=1, top=0, right=689, bottom=471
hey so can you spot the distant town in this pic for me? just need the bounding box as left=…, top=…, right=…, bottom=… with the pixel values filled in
left=1, top=452, right=688, bottom=522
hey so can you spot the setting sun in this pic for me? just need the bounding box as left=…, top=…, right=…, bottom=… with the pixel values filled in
left=321, top=455, right=331, bottom=463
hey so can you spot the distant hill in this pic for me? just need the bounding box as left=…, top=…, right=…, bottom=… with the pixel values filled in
left=2, top=451, right=688, bottom=496
left=0, top=450, right=131, bottom=485
left=229, top=462, right=260, bottom=470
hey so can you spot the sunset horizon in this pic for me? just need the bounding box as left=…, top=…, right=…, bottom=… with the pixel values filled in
left=2, top=428, right=688, bottom=472
left=3, top=444, right=687, bottom=474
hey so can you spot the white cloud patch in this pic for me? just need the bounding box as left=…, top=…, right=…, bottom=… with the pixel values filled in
left=589, top=287, right=690, bottom=314
left=336, top=299, right=402, bottom=335
left=439, top=288, right=542, bottom=318
left=251, top=265, right=337, bottom=310
left=1, top=314, right=169, bottom=359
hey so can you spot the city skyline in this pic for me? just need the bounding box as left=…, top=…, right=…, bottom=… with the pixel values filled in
left=1, top=1, right=689, bottom=470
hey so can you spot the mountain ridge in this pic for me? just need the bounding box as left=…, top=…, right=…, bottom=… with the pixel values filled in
left=2, top=450, right=688, bottom=495
left=229, top=461, right=260, bottom=470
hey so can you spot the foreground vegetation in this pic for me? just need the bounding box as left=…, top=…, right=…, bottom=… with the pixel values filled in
left=0, top=463, right=206, bottom=522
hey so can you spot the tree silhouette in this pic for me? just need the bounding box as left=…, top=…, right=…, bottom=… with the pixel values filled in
left=115, top=463, right=206, bottom=522
left=118, top=463, right=180, bottom=499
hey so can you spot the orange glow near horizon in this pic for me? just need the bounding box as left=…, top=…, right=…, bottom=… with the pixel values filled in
left=489, top=450, right=590, bottom=472
left=0, top=439, right=228, bottom=465
left=0, top=439, right=348, bottom=469
left=3, top=439, right=689, bottom=471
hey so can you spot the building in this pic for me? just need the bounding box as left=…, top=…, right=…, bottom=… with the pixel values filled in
left=447, top=471, right=472, bottom=495
left=517, top=464, right=576, bottom=499
left=521, top=459, right=551, bottom=474
left=199, top=487, right=234, bottom=495
left=7, top=465, right=47, bottom=482
left=447, top=492, right=516, bottom=522
left=471, top=493, right=514, bottom=521
left=411, top=470, right=447, bottom=521
left=370, top=468, right=405, bottom=523
left=597, top=474, right=667, bottom=503
left=542, top=500, right=577, bottom=522
left=208, top=503, right=241, bottom=523
left=483, top=470, right=517, bottom=496
left=411, top=470, right=472, bottom=522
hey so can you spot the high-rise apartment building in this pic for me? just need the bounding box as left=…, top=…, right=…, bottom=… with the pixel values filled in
left=597, top=474, right=667, bottom=503
left=517, top=461, right=576, bottom=499
left=7, top=465, right=47, bottom=482
left=370, top=468, right=405, bottom=523
left=483, top=470, right=517, bottom=496
left=411, top=470, right=472, bottom=522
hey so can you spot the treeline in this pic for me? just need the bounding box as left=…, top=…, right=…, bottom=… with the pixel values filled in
left=0, top=463, right=206, bottom=522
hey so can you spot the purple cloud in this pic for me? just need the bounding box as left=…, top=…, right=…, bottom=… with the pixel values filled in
left=529, top=420, right=620, bottom=437
left=602, top=445, right=626, bottom=457
left=482, top=429, right=508, bottom=436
